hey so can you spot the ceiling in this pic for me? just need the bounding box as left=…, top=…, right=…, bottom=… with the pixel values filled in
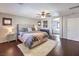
left=0, top=3, right=79, bottom=19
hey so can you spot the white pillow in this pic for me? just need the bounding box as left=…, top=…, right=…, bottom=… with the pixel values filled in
left=28, top=27, right=32, bottom=32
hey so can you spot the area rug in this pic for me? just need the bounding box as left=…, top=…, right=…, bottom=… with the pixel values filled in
left=17, top=39, right=57, bottom=56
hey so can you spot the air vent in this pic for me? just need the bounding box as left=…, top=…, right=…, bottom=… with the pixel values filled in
left=18, top=3, right=24, bottom=5
left=69, top=5, right=79, bottom=9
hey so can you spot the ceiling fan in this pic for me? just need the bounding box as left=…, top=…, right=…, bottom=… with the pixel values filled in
left=37, top=11, right=51, bottom=18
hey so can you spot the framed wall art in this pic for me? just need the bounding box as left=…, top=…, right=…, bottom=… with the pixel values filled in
left=2, top=17, right=12, bottom=25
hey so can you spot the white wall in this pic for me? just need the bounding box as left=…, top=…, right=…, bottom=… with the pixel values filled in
left=0, top=13, right=38, bottom=27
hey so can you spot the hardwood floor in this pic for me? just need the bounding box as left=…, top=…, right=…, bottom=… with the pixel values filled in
left=0, top=36, right=79, bottom=56
left=0, top=40, right=23, bottom=56
left=48, top=38, right=79, bottom=56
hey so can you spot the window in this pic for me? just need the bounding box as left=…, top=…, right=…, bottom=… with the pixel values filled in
left=43, top=21, right=48, bottom=28
left=53, top=18, right=60, bottom=29
left=52, top=18, right=60, bottom=34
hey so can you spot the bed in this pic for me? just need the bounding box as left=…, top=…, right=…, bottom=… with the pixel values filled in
left=17, top=24, right=48, bottom=49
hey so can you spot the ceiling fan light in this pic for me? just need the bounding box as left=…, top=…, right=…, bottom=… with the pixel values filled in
left=41, top=15, right=46, bottom=18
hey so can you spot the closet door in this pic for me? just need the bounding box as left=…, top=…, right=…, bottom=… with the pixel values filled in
left=67, top=18, right=79, bottom=41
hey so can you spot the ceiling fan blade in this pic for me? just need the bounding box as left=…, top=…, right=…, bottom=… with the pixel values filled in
left=46, top=13, right=50, bottom=14
left=46, top=14, right=51, bottom=17
left=46, top=13, right=51, bottom=17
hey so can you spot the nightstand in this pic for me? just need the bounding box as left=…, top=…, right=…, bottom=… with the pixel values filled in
left=7, top=32, right=16, bottom=42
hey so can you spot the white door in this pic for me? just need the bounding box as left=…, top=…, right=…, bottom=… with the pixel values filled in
left=67, top=18, right=79, bottom=41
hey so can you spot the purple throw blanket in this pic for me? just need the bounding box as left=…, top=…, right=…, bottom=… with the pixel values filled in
left=19, top=32, right=34, bottom=48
